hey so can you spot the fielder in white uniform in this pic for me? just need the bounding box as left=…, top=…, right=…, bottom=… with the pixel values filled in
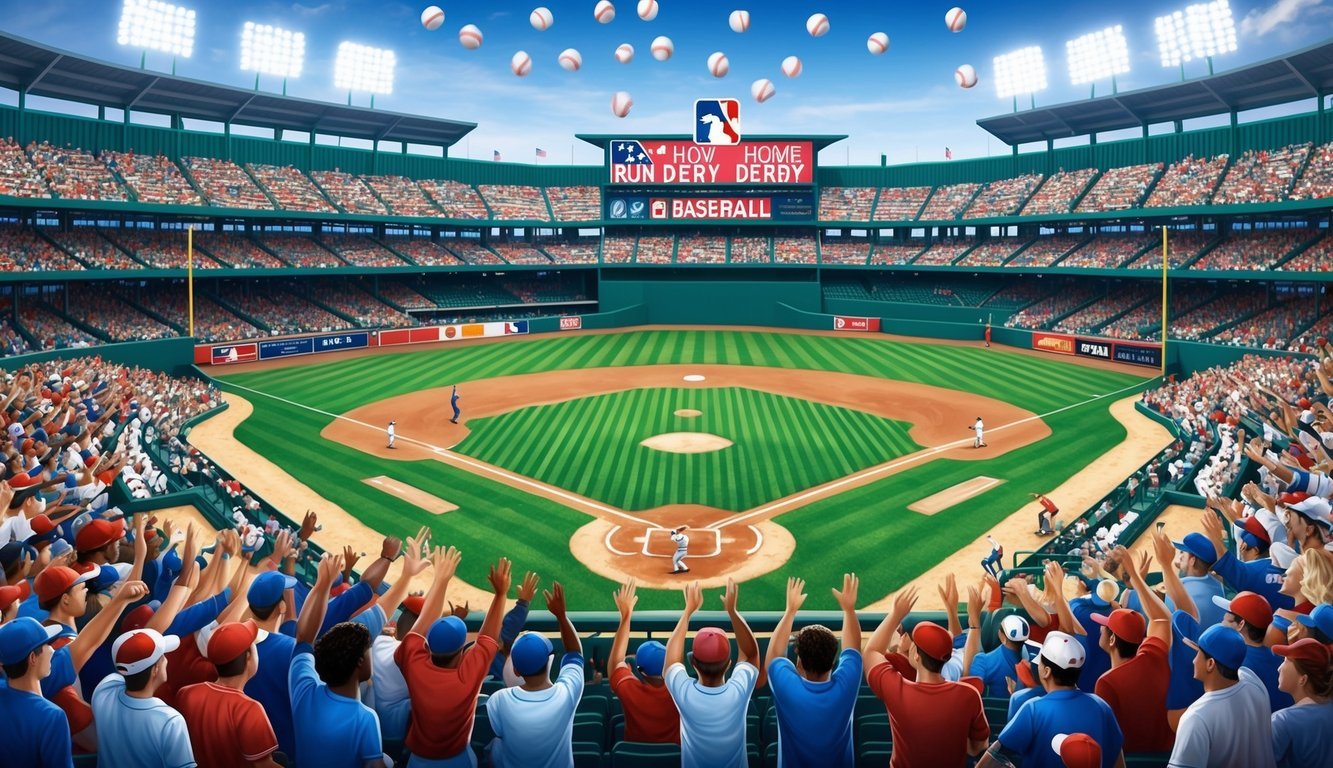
left=970, top=417, right=986, bottom=448
left=387, top=420, right=396, bottom=449
left=669, top=525, right=690, bottom=573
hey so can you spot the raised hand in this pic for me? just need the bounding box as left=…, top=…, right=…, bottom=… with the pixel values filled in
left=299, top=511, right=318, bottom=541
left=682, top=581, right=704, bottom=615
left=544, top=580, right=568, bottom=617
left=517, top=571, right=540, bottom=603
left=401, top=536, right=431, bottom=578
left=434, top=546, right=461, bottom=582
left=380, top=536, right=403, bottom=562
left=487, top=557, right=512, bottom=596
left=832, top=573, right=859, bottom=612
left=891, top=586, right=919, bottom=621
left=614, top=580, right=638, bottom=618
left=113, top=580, right=149, bottom=604
left=721, top=577, right=740, bottom=614
left=342, top=546, right=361, bottom=576
left=448, top=601, right=470, bottom=620
left=938, top=573, right=959, bottom=610
left=317, top=552, right=344, bottom=585
left=784, top=577, right=807, bottom=614
left=967, top=584, right=984, bottom=627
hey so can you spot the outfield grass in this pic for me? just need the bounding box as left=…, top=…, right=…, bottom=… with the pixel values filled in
left=217, top=330, right=1151, bottom=610
left=453, top=387, right=920, bottom=511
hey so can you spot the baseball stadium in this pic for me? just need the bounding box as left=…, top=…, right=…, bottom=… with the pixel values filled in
left=1, top=2, right=1332, bottom=767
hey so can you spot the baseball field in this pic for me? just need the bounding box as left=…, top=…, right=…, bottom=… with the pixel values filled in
left=201, top=327, right=1156, bottom=611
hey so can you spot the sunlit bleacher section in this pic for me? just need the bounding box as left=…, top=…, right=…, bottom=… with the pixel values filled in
left=1188, top=228, right=1317, bottom=271
left=1290, top=141, right=1333, bottom=200
left=1277, top=232, right=1331, bottom=272
left=102, top=151, right=202, bottom=206
left=634, top=234, right=675, bottom=264
left=491, top=242, right=554, bottom=265
left=418, top=179, right=491, bottom=219
left=1091, top=283, right=1214, bottom=340
left=213, top=282, right=355, bottom=335
left=1212, top=143, right=1310, bottom=204
left=539, top=241, right=600, bottom=264
left=309, top=170, right=389, bottom=215
left=194, top=231, right=288, bottom=268
left=1160, top=286, right=1266, bottom=341
left=963, top=173, right=1043, bottom=218
left=1020, top=168, right=1098, bottom=215
left=918, top=182, right=980, bottom=220
left=0, top=137, right=50, bottom=198
left=818, top=186, right=876, bottom=221
left=19, top=298, right=100, bottom=349
left=601, top=235, right=635, bottom=264
left=180, top=157, right=274, bottom=210
left=257, top=234, right=345, bottom=268
left=441, top=239, right=506, bottom=265
left=871, top=186, right=931, bottom=220
left=361, top=174, right=442, bottom=218
left=1074, top=163, right=1161, bottom=212
left=1144, top=153, right=1229, bottom=207
left=1003, top=284, right=1099, bottom=328
left=60, top=283, right=177, bottom=341
left=817, top=239, right=870, bottom=265
left=245, top=163, right=337, bottom=212
left=955, top=237, right=1030, bottom=267
left=1052, top=284, right=1153, bottom=334
left=544, top=186, right=601, bottom=221
left=44, top=229, right=137, bottom=269
left=675, top=234, right=727, bottom=264
left=477, top=184, right=550, bottom=220
left=1056, top=233, right=1154, bottom=269
left=1208, top=294, right=1320, bottom=348
left=0, top=224, right=85, bottom=271
left=1005, top=234, right=1086, bottom=267
left=290, top=279, right=416, bottom=328
left=27, top=141, right=128, bottom=201
left=773, top=235, right=817, bottom=264
left=379, top=236, right=464, bottom=266
left=103, top=229, right=227, bottom=269
left=1123, top=230, right=1213, bottom=269
left=869, top=242, right=926, bottom=266
left=319, top=234, right=411, bottom=267
left=911, top=238, right=974, bottom=265
left=728, top=235, right=771, bottom=264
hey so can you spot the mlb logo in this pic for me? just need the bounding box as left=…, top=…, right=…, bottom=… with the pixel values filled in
left=695, top=98, right=741, bottom=145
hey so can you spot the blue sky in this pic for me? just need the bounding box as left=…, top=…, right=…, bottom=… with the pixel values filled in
left=0, top=0, right=1329, bottom=166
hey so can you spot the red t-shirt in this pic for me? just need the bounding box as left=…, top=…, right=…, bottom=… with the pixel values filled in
left=1094, top=635, right=1173, bottom=753
left=610, top=666, right=680, bottom=744
left=1026, top=615, right=1058, bottom=645
left=155, top=634, right=217, bottom=709
left=869, top=661, right=989, bottom=768
left=1039, top=497, right=1058, bottom=513
left=395, top=631, right=498, bottom=759
left=176, top=682, right=279, bottom=768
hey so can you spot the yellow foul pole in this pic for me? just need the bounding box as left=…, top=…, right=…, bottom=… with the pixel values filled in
left=187, top=226, right=195, bottom=338
left=1160, top=225, right=1168, bottom=378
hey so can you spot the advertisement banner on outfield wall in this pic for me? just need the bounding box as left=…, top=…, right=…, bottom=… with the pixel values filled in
left=1031, top=333, right=1075, bottom=355
left=1112, top=342, right=1162, bottom=368
left=198, top=322, right=528, bottom=365
left=1075, top=338, right=1113, bottom=360
left=560, top=317, right=583, bottom=331
left=833, top=316, right=880, bottom=332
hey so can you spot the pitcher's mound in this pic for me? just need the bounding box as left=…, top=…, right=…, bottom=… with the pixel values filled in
left=641, top=432, right=732, bottom=454
left=674, top=409, right=702, bottom=418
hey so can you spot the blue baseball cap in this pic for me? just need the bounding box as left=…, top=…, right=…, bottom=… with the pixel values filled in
left=247, top=571, right=297, bottom=609
left=426, top=616, right=467, bottom=655
left=1184, top=624, right=1246, bottom=671
left=1172, top=532, right=1218, bottom=566
left=635, top=640, right=666, bottom=676
left=1296, top=604, right=1333, bottom=639
left=510, top=632, right=554, bottom=676
left=0, top=616, right=62, bottom=665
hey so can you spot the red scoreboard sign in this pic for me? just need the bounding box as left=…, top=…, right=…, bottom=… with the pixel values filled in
left=609, top=140, right=813, bottom=185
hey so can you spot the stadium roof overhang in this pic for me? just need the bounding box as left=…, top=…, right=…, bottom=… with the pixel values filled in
left=577, top=134, right=847, bottom=152
left=0, top=32, right=476, bottom=147
left=978, top=37, right=1333, bottom=146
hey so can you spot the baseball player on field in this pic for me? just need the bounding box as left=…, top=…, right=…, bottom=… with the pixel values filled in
left=669, top=526, right=690, bottom=574
left=386, top=421, right=396, bottom=449
left=450, top=386, right=461, bottom=424
left=970, top=417, right=987, bottom=448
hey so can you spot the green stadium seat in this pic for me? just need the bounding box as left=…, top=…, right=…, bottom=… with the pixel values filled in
left=381, top=738, right=406, bottom=764
left=578, top=694, right=610, bottom=720
left=855, top=713, right=892, bottom=744
left=855, top=694, right=883, bottom=718
left=748, top=743, right=762, bottom=768
left=73, top=756, right=98, bottom=768
left=574, top=719, right=607, bottom=751
left=983, top=701, right=1010, bottom=731
left=764, top=741, right=779, bottom=768
left=481, top=679, right=504, bottom=696
left=610, top=742, right=681, bottom=768
left=573, top=741, right=605, bottom=768
left=857, top=740, right=892, bottom=767
left=1125, top=753, right=1171, bottom=768
left=761, top=705, right=779, bottom=748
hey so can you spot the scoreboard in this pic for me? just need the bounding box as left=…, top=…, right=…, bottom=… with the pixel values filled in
left=605, top=190, right=815, bottom=222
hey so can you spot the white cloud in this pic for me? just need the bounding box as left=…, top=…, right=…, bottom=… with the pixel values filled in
left=1239, top=0, right=1325, bottom=37
left=290, top=2, right=332, bottom=17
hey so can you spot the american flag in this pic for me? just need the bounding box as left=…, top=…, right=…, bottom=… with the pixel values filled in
left=493, top=150, right=501, bottom=161
left=945, top=147, right=952, bottom=160
left=535, top=148, right=547, bottom=158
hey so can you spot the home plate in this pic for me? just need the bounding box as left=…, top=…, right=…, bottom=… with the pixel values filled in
left=363, top=476, right=458, bottom=515
left=683, top=374, right=706, bottom=382
left=908, top=476, right=1004, bottom=516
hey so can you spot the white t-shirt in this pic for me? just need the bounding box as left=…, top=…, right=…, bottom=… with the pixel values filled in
left=666, top=661, right=759, bottom=768
left=91, top=674, right=196, bottom=768
left=0, top=513, right=34, bottom=545
left=671, top=532, right=689, bottom=552
left=1167, top=667, right=1276, bottom=768
left=486, top=654, right=585, bottom=768
left=369, top=634, right=411, bottom=743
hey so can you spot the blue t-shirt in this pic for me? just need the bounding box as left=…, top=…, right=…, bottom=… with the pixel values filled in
left=246, top=630, right=297, bottom=761
left=1272, top=700, right=1333, bottom=768
left=997, top=688, right=1123, bottom=768
left=1212, top=552, right=1293, bottom=611
left=289, top=642, right=384, bottom=768
left=1008, top=685, right=1044, bottom=722
left=1070, top=596, right=1113, bottom=692
left=970, top=643, right=1029, bottom=699
left=0, top=683, right=74, bottom=768
left=279, top=581, right=374, bottom=639
left=1168, top=612, right=1206, bottom=710
left=769, top=649, right=862, bottom=768
left=40, top=646, right=76, bottom=700
left=1244, top=644, right=1293, bottom=713
left=1181, top=575, right=1227, bottom=628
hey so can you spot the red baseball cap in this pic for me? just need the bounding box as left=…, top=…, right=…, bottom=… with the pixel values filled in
left=120, top=604, right=157, bottom=634
left=1211, top=591, right=1274, bottom=630
left=691, top=627, right=731, bottom=664
left=1052, top=733, right=1102, bottom=768
left=911, top=622, right=954, bottom=662
left=1279, top=492, right=1311, bottom=506
left=75, top=519, right=123, bottom=553
left=401, top=595, right=425, bottom=616
left=1091, top=609, right=1147, bottom=645
left=1239, top=516, right=1271, bottom=545
left=205, top=620, right=259, bottom=666
left=34, top=565, right=96, bottom=604
left=113, top=629, right=180, bottom=675
left=1273, top=637, right=1331, bottom=668
left=0, top=584, right=24, bottom=612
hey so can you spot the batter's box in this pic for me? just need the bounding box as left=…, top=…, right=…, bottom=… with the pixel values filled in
left=642, top=527, right=722, bottom=558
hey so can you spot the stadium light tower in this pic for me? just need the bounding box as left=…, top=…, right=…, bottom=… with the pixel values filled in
left=1066, top=25, right=1131, bottom=98
left=1155, top=0, right=1238, bottom=79
left=334, top=41, right=395, bottom=108
left=241, top=22, right=305, bottom=95
left=116, top=0, right=196, bottom=74
left=993, top=46, right=1048, bottom=112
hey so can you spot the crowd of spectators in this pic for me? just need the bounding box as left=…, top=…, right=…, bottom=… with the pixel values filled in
left=27, top=142, right=128, bottom=202
left=728, top=236, right=771, bottom=264
left=378, top=237, right=465, bottom=267
left=18, top=302, right=101, bottom=350
left=1052, top=287, right=1153, bottom=335
left=818, top=240, right=871, bottom=265
left=194, top=232, right=288, bottom=268
left=318, top=235, right=409, bottom=268
left=538, top=242, right=599, bottom=264
left=1075, top=163, right=1162, bottom=212
left=1273, top=233, right=1332, bottom=273
left=104, top=230, right=226, bottom=270
left=544, top=186, right=601, bottom=222
left=1058, top=233, right=1154, bottom=269
left=101, top=152, right=202, bottom=207
left=1145, top=154, right=1230, bottom=208
left=818, top=187, right=877, bottom=221
left=441, top=240, right=505, bottom=266
left=377, top=281, right=435, bottom=310
left=675, top=235, right=727, bottom=264
left=1092, top=284, right=1214, bottom=341
left=871, top=186, right=932, bottom=221
left=257, top=235, right=345, bottom=269
left=490, top=243, right=554, bottom=265
left=180, top=158, right=273, bottom=210
left=1191, top=229, right=1315, bottom=272
left=1021, top=168, right=1098, bottom=215
left=0, top=225, right=85, bottom=272
left=309, top=171, right=389, bottom=216
left=1125, top=231, right=1214, bottom=270
left=918, top=182, right=981, bottom=220
left=1003, top=284, right=1097, bottom=328
left=213, top=284, right=355, bottom=336
left=1289, top=141, right=1333, bottom=201
left=1213, top=144, right=1311, bottom=205
left=0, top=316, right=30, bottom=357
left=1004, top=235, right=1085, bottom=268
left=43, top=230, right=136, bottom=271
left=59, top=284, right=177, bottom=342
left=1162, top=289, right=1267, bottom=342
left=476, top=185, right=550, bottom=220
left=245, top=164, right=338, bottom=213
left=600, top=236, right=635, bottom=264
left=1288, top=309, right=1333, bottom=353
left=869, top=242, right=926, bottom=265
left=911, top=238, right=975, bottom=266
left=956, top=238, right=1028, bottom=267
left=1208, top=297, right=1320, bottom=349
left=150, top=291, right=262, bottom=342
left=773, top=236, right=818, bottom=264
left=418, top=180, right=491, bottom=219
left=293, top=281, right=416, bottom=329
left=360, top=175, right=442, bottom=218
left=963, top=173, right=1044, bottom=218
left=983, top=281, right=1052, bottom=309
left=634, top=235, right=675, bottom=264
left=0, top=138, right=51, bottom=198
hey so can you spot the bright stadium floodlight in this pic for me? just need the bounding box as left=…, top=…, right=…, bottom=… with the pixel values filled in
left=117, top=0, right=196, bottom=72
left=1155, top=0, right=1238, bottom=78
left=334, top=41, right=396, bottom=107
left=1066, top=25, right=1131, bottom=96
left=241, top=22, right=305, bottom=94
left=993, top=46, right=1048, bottom=110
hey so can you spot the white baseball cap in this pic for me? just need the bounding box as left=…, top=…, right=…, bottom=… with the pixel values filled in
left=1000, top=615, right=1030, bottom=642
left=112, top=629, right=180, bottom=675
left=1026, top=630, right=1086, bottom=669
left=1270, top=542, right=1300, bottom=571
